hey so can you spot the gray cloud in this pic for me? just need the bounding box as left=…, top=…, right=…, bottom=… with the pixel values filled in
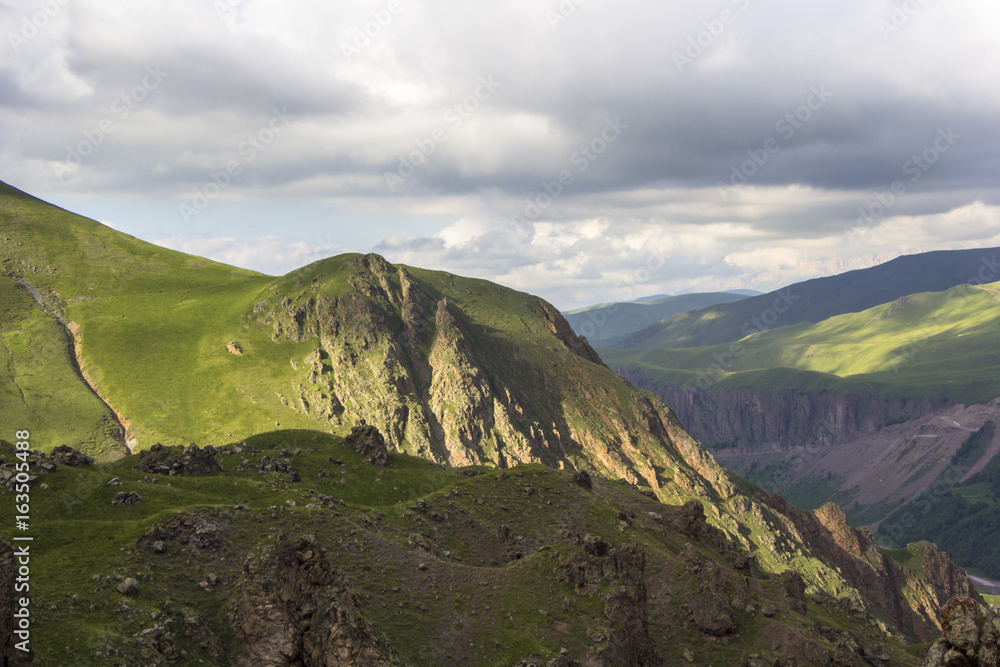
left=1, top=0, right=999, bottom=307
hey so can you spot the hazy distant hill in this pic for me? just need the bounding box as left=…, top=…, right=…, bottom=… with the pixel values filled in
left=565, top=292, right=752, bottom=346
left=612, top=247, right=1000, bottom=350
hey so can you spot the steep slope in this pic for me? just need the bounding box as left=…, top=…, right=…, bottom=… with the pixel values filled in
left=613, top=246, right=1000, bottom=350
left=564, top=292, right=751, bottom=346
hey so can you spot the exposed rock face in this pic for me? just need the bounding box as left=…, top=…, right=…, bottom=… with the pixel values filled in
left=50, top=444, right=93, bottom=467
left=921, top=598, right=1000, bottom=666
left=342, top=424, right=389, bottom=467
left=561, top=539, right=661, bottom=666
left=230, top=534, right=404, bottom=667
left=141, top=514, right=223, bottom=553
left=133, top=443, right=223, bottom=477
left=256, top=254, right=721, bottom=495
left=623, top=379, right=951, bottom=450
left=0, top=538, right=33, bottom=665
left=762, top=497, right=981, bottom=642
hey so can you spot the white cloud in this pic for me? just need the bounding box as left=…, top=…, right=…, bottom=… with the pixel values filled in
left=153, top=235, right=347, bottom=276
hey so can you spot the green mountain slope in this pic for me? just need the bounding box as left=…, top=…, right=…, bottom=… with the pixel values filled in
left=564, top=292, right=751, bottom=346
left=0, top=433, right=954, bottom=666
left=601, top=282, right=1000, bottom=404
left=613, top=247, right=1000, bottom=350
left=0, top=181, right=989, bottom=661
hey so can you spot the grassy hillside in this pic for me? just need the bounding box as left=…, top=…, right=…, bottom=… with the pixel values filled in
left=564, top=292, right=750, bottom=346
left=613, top=247, right=1000, bottom=350
left=0, top=433, right=931, bottom=666
left=0, top=182, right=714, bottom=498
left=600, top=281, right=1000, bottom=404
left=0, top=275, right=121, bottom=460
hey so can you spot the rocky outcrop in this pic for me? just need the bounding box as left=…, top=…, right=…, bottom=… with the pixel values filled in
left=921, top=598, right=1000, bottom=666
left=50, top=444, right=93, bottom=467
left=255, top=254, right=724, bottom=497
left=230, top=534, right=403, bottom=666
left=760, top=495, right=981, bottom=642
left=133, top=443, right=223, bottom=477
left=342, top=424, right=389, bottom=466
left=561, top=538, right=661, bottom=666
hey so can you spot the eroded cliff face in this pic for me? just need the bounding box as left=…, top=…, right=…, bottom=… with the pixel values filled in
left=755, top=497, right=981, bottom=643
left=623, top=376, right=951, bottom=450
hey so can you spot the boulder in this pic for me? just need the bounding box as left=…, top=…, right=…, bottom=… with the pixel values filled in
left=921, top=597, right=1000, bottom=666
left=230, top=534, right=404, bottom=666
left=111, top=491, right=143, bottom=506
left=343, top=424, right=389, bottom=467
left=51, top=444, right=94, bottom=467
left=117, top=578, right=139, bottom=596
left=133, top=443, right=223, bottom=477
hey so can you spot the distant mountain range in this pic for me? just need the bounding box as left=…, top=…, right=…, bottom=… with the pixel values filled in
left=612, top=247, right=1000, bottom=350
left=564, top=291, right=757, bottom=346
left=596, top=245, right=1000, bottom=579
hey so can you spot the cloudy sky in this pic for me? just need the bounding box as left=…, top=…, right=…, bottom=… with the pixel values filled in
left=3, top=0, right=999, bottom=308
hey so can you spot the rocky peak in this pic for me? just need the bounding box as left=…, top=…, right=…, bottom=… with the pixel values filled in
left=230, top=534, right=403, bottom=666
left=921, top=597, right=1000, bottom=666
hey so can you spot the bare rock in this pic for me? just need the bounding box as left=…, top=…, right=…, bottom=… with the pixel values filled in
left=51, top=444, right=94, bottom=467
left=111, top=491, right=143, bottom=506
left=343, top=424, right=390, bottom=467
left=117, top=578, right=139, bottom=596
left=134, top=443, right=223, bottom=477
left=572, top=470, right=592, bottom=490
left=230, top=534, right=404, bottom=666
left=921, top=597, right=1000, bottom=666
left=688, top=588, right=736, bottom=637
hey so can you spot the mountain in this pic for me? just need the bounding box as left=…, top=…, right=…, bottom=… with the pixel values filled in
left=564, top=292, right=752, bottom=346
left=0, top=181, right=993, bottom=663
left=602, top=265, right=1000, bottom=578
left=612, top=247, right=1000, bottom=350
left=602, top=281, right=1000, bottom=404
